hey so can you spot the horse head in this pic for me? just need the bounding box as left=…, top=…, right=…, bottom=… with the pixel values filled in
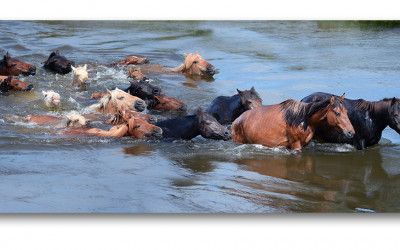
left=152, top=95, right=187, bottom=112
left=0, top=76, right=33, bottom=92
left=128, top=67, right=148, bottom=82
left=324, top=94, right=355, bottom=139
left=237, top=86, right=263, bottom=110
left=42, top=50, right=75, bottom=74
left=388, top=97, right=400, bottom=134
left=65, top=114, right=90, bottom=128
left=124, top=56, right=150, bottom=65
left=42, top=90, right=61, bottom=107
left=181, top=51, right=216, bottom=76
left=71, top=64, right=89, bottom=87
left=119, top=110, right=162, bottom=138
left=195, top=109, right=230, bottom=140
left=126, top=80, right=162, bottom=100
left=0, top=52, right=36, bottom=76
left=105, top=88, right=146, bottom=113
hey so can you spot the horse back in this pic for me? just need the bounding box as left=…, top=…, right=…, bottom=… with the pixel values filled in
left=206, top=95, right=241, bottom=124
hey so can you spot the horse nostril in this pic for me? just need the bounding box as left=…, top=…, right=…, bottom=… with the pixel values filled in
left=179, top=105, right=187, bottom=111
left=24, top=84, right=34, bottom=91
left=143, top=58, right=150, bottom=64
left=148, top=116, right=157, bottom=123
left=347, top=131, right=354, bottom=138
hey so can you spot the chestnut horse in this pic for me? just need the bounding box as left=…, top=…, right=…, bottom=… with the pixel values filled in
left=90, top=88, right=146, bottom=114
left=0, top=52, right=36, bottom=76
left=205, top=87, right=263, bottom=124
left=128, top=67, right=148, bottom=82
left=231, top=96, right=355, bottom=152
left=8, top=114, right=89, bottom=128
left=42, top=50, right=75, bottom=74
left=109, top=55, right=150, bottom=66
left=302, top=92, right=400, bottom=150
left=86, top=111, right=162, bottom=138
left=108, top=109, right=157, bottom=125
left=0, top=76, right=33, bottom=92
left=155, top=109, right=230, bottom=141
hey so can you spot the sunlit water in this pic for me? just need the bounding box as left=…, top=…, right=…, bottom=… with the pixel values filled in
left=1, top=21, right=400, bottom=213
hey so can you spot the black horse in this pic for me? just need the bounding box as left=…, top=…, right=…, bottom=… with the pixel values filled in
left=301, top=92, right=400, bottom=150
left=205, top=87, right=263, bottom=124
left=42, top=50, right=75, bottom=74
left=155, top=109, right=230, bottom=141
left=124, top=80, right=162, bottom=100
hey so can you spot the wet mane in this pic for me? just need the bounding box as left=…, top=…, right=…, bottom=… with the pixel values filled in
left=97, top=89, right=122, bottom=111
left=174, top=53, right=197, bottom=73
left=280, top=98, right=332, bottom=130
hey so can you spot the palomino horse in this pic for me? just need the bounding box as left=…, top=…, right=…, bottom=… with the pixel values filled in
left=109, top=55, right=150, bottom=66
left=71, top=64, right=89, bottom=87
left=0, top=76, right=33, bottom=92
left=42, top=90, right=61, bottom=107
left=155, top=109, right=230, bottom=141
left=301, top=92, right=400, bottom=150
left=142, top=52, right=216, bottom=76
left=42, top=50, right=75, bottom=74
left=0, top=52, right=36, bottom=76
left=231, top=96, right=355, bottom=152
left=90, top=88, right=146, bottom=114
left=205, top=87, right=263, bottom=124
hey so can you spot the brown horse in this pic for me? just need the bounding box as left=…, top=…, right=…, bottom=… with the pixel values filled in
left=108, top=109, right=157, bottom=125
left=90, top=88, right=146, bottom=114
left=128, top=67, right=148, bottom=82
left=147, top=95, right=187, bottom=112
left=231, top=96, right=354, bottom=152
left=110, top=55, right=150, bottom=66
left=0, top=76, right=33, bottom=91
left=0, top=52, right=36, bottom=76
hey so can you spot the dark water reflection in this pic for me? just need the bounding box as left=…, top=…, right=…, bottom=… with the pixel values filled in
left=1, top=21, right=400, bottom=212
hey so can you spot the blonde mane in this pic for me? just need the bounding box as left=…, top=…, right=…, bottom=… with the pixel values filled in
left=172, top=53, right=198, bottom=73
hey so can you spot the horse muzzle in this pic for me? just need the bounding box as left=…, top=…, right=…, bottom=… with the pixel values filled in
left=152, top=127, right=163, bottom=137
left=344, top=130, right=355, bottom=138
left=135, top=100, right=146, bottom=112
left=206, top=65, right=216, bottom=76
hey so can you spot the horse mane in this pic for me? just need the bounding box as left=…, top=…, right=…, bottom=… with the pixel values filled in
left=280, top=98, right=332, bottom=131
left=97, top=89, right=122, bottom=111
left=354, top=98, right=396, bottom=114
left=173, top=53, right=197, bottom=73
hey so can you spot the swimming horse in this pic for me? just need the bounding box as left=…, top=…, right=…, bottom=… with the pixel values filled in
left=205, top=87, right=263, bottom=124
left=231, top=95, right=355, bottom=152
left=301, top=92, right=400, bottom=150
left=0, top=52, right=36, bottom=76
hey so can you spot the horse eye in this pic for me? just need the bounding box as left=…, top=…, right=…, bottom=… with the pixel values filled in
left=12, top=64, right=17, bottom=67
left=75, top=119, right=79, bottom=122
left=193, top=61, right=198, bottom=64
left=119, top=96, right=124, bottom=100
left=335, top=112, right=341, bottom=116
left=136, top=125, right=141, bottom=128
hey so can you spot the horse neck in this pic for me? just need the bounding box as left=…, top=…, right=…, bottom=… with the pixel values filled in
left=146, top=97, right=159, bottom=109
left=229, top=94, right=246, bottom=119
left=170, top=63, right=186, bottom=73
left=356, top=99, right=391, bottom=129
left=308, top=105, right=331, bottom=130
left=159, top=115, right=199, bottom=139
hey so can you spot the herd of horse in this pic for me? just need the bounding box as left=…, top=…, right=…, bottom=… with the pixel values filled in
left=1, top=50, right=400, bottom=153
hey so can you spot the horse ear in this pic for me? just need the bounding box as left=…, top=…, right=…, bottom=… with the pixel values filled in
left=195, top=51, right=199, bottom=55
left=84, top=64, right=87, bottom=70
left=391, top=97, right=397, bottom=106
left=71, top=65, right=76, bottom=71
left=55, top=50, right=60, bottom=56
left=106, top=88, right=112, bottom=96
left=250, top=86, right=256, bottom=92
left=6, top=52, right=10, bottom=59
left=184, top=53, right=188, bottom=57
left=237, top=89, right=243, bottom=96
left=330, top=96, right=335, bottom=104
left=339, top=93, right=345, bottom=100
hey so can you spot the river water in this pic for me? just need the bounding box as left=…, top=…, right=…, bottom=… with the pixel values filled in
left=0, top=21, right=400, bottom=213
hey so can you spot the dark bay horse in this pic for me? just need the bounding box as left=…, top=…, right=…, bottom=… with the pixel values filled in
left=0, top=76, right=33, bottom=91
left=205, top=87, right=263, bottom=124
left=301, top=92, right=400, bottom=150
left=125, top=81, right=187, bottom=112
left=0, top=52, right=36, bottom=76
left=155, top=109, right=230, bottom=141
left=231, top=96, right=354, bottom=152
left=42, top=51, right=75, bottom=74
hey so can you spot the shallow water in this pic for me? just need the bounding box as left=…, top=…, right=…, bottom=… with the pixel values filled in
left=1, top=21, right=400, bottom=213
